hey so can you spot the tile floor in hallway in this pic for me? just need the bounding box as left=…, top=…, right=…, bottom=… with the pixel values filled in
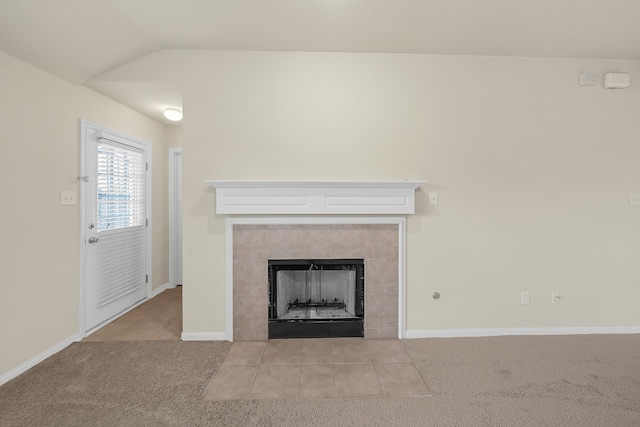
left=203, top=338, right=431, bottom=399
left=83, top=286, right=182, bottom=341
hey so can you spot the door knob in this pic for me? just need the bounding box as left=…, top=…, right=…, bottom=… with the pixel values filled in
left=88, top=237, right=99, bottom=244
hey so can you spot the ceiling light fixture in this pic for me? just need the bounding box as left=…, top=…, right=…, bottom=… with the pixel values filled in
left=164, top=108, right=183, bottom=121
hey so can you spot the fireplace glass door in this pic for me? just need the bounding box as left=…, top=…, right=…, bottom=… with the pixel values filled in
left=268, top=259, right=364, bottom=339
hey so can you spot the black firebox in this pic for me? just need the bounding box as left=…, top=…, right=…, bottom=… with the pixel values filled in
left=268, top=259, right=364, bottom=339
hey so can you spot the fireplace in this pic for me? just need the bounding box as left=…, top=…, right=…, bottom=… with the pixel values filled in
left=268, top=259, right=365, bottom=339
left=206, top=181, right=423, bottom=342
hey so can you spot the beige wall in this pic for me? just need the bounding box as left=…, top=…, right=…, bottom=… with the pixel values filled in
left=98, top=49, right=640, bottom=335
left=165, top=126, right=183, bottom=148
left=148, top=50, right=638, bottom=335
left=0, top=51, right=169, bottom=377
left=5, top=48, right=640, bottom=380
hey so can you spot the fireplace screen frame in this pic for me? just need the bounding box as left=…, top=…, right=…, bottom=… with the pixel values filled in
left=268, top=258, right=364, bottom=339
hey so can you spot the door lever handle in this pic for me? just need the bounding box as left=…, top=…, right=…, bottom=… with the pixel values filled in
left=88, top=237, right=99, bottom=244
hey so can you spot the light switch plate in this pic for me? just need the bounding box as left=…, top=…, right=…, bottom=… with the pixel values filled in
left=61, top=191, right=77, bottom=205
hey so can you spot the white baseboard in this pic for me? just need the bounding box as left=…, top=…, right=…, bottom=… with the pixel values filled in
left=0, top=332, right=82, bottom=387
left=151, top=282, right=171, bottom=298
left=405, top=326, right=640, bottom=339
left=181, top=332, right=228, bottom=341
left=2, top=284, right=176, bottom=387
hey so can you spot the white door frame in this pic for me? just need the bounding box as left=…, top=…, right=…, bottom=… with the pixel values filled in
left=78, top=119, right=153, bottom=335
left=168, top=147, right=182, bottom=288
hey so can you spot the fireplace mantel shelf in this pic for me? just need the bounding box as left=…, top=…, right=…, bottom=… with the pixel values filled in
left=206, top=180, right=425, bottom=215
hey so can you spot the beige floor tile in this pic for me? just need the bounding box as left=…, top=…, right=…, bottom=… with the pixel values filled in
left=114, top=307, right=179, bottom=324
left=143, top=298, right=181, bottom=310
left=374, top=363, right=431, bottom=396
left=85, top=322, right=166, bottom=341
left=203, top=365, right=258, bottom=400
left=204, top=339, right=431, bottom=401
left=109, top=308, right=148, bottom=324
left=150, top=293, right=180, bottom=304
left=333, top=363, right=383, bottom=397
left=299, top=364, right=335, bottom=397
left=234, top=329, right=268, bottom=341
left=146, top=290, right=178, bottom=300
left=149, top=322, right=182, bottom=340
left=82, top=322, right=130, bottom=341
left=115, top=322, right=168, bottom=340
left=330, top=338, right=371, bottom=363
left=302, top=339, right=332, bottom=364
left=82, top=287, right=183, bottom=342
left=222, top=341, right=267, bottom=365
left=261, top=340, right=303, bottom=365
left=366, top=339, right=411, bottom=363
left=249, top=365, right=300, bottom=399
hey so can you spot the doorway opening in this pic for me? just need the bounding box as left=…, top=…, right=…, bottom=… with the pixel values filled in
left=168, top=147, right=183, bottom=287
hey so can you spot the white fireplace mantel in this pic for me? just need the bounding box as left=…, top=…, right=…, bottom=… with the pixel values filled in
left=206, top=180, right=425, bottom=215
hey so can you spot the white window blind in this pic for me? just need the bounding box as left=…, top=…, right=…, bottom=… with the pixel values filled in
left=97, top=227, right=146, bottom=307
left=97, top=143, right=145, bottom=231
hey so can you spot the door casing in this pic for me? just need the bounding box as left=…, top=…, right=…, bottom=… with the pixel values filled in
left=168, top=147, right=182, bottom=288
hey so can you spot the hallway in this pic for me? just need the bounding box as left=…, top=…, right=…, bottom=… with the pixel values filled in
left=83, top=286, right=182, bottom=341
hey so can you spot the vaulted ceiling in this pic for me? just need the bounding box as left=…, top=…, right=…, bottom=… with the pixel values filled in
left=2, top=0, right=639, bottom=125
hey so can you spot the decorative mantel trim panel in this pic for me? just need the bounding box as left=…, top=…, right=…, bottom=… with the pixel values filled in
left=206, top=181, right=424, bottom=215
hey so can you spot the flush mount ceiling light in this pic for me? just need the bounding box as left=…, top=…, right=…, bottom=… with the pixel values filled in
left=164, top=108, right=183, bottom=121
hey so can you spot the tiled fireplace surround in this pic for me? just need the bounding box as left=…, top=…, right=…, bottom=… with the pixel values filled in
left=232, top=224, right=400, bottom=341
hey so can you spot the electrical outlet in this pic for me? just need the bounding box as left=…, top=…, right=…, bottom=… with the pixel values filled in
left=630, top=193, right=640, bottom=206
left=428, top=192, right=438, bottom=206
left=60, top=191, right=77, bottom=206
left=552, top=292, right=560, bottom=304
left=521, top=291, right=530, bottom=305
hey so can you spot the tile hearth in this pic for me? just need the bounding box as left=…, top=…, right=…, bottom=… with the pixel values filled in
left=203, top=338, right=431, bottom=400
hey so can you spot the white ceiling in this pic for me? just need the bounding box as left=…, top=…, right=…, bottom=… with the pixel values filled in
left=1, top=0, right=639, bottom=125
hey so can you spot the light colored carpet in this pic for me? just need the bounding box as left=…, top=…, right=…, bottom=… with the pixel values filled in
left=1, top=335, right=639, bottom=426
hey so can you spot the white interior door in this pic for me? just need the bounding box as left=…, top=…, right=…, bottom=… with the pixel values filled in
left=83, top=124, right=149, bottom=331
